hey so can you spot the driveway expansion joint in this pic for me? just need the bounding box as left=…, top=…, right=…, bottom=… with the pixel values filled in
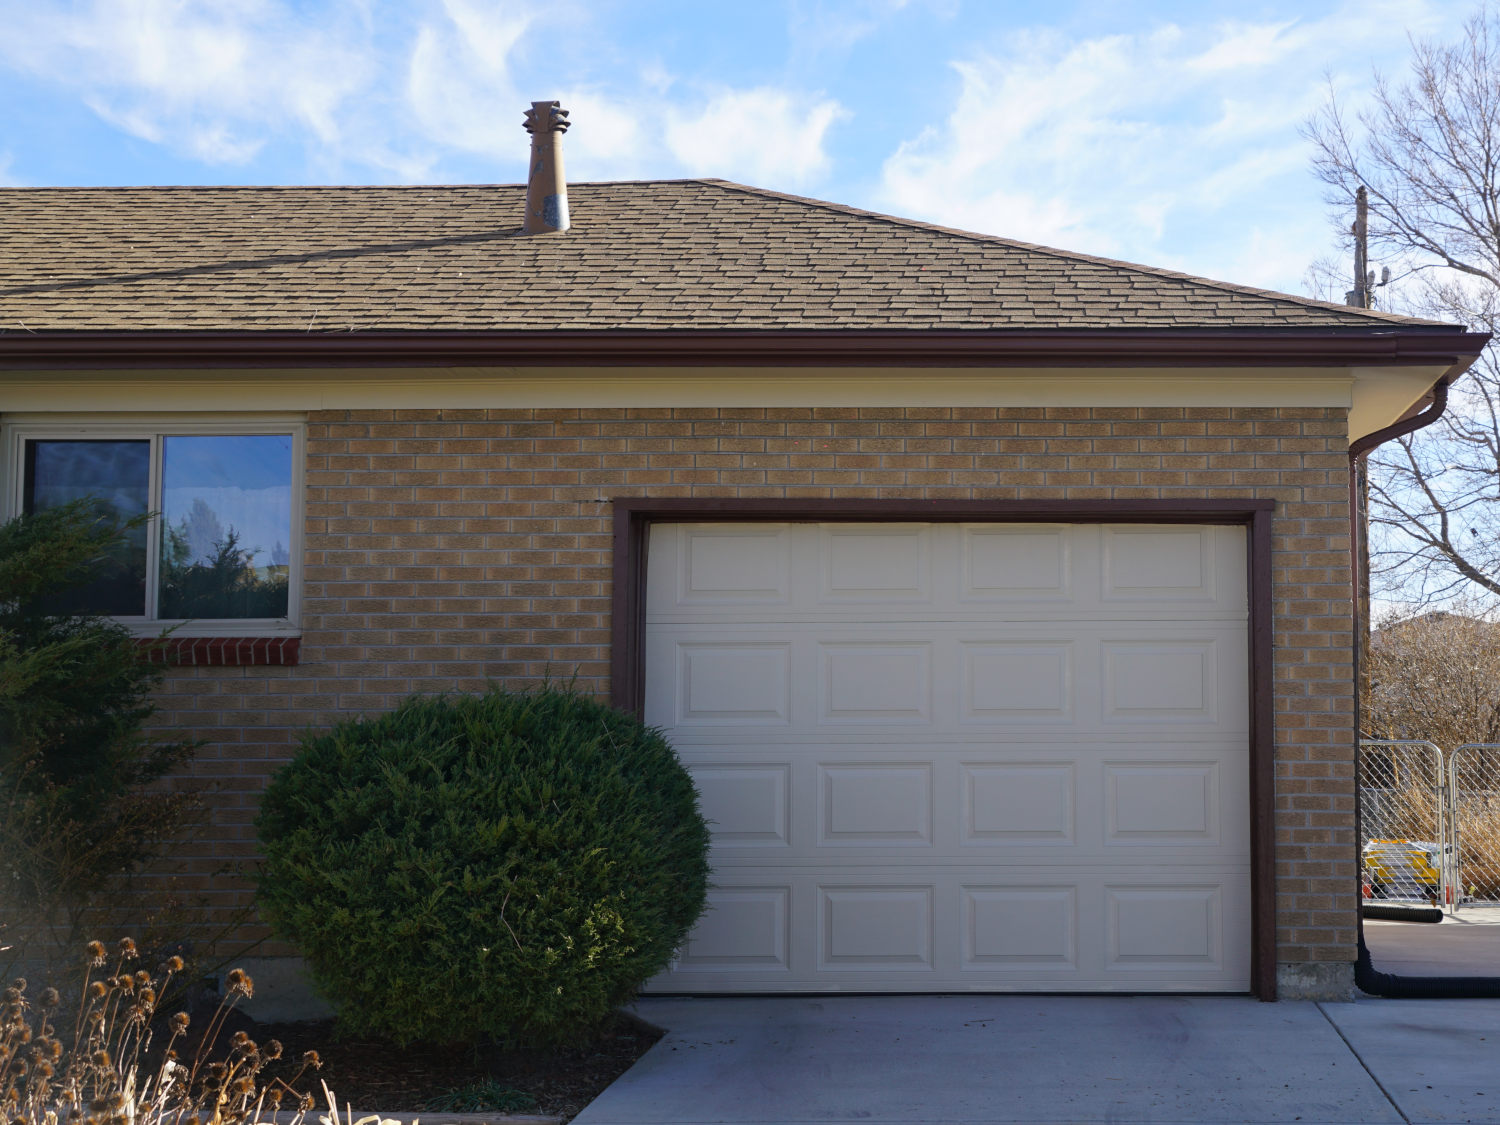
left=1316, top=1001, right=1412, bottom=1125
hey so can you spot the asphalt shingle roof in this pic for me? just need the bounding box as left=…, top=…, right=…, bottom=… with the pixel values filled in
left=0, top=179, right=1449, bottom=334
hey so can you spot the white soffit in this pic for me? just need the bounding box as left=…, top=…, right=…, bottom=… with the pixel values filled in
left=1347, top=364, right=1453, bottom=445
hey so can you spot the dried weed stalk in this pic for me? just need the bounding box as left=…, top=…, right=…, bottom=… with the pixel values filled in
left=0, top=938, right=326, bottom=1125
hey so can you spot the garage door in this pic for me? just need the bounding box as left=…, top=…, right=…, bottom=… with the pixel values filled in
left=642, top=522, right=1251, bottom=992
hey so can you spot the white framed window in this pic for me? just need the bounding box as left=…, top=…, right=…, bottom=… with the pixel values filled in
left=2, top=417, right=304, bottom=636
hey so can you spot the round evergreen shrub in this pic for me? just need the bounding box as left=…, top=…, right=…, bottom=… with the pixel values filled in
left=255, top=687, right=710, bottom=1047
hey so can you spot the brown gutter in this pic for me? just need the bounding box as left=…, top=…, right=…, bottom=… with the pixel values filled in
left=0, top=327, right=1487, bottom=370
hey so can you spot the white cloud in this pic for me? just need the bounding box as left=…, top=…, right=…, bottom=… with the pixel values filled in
left=666, top=88, right=848, bottom=187
left=1184, top=19, right=1298, bottom=73
left=786, top=0, right=931, bottom=55
left=0, top=0, right=848, bottom=189
left=1, top=0, right=376, bottom=168
left=186, top=124, right=267, bottom=166
left=880, top=25, right=1193, bottom=253
left=405, top=1, right=531, bottom=158
left=876, top=0, right=1468, bottom=291
left=554, top=90, right=645, bottom=172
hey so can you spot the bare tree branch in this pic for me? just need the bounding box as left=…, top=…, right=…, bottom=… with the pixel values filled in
left=1307, top=6, right=1500, bottom=607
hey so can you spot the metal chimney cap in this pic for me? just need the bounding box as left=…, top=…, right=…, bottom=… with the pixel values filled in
left=524, top=101, right=570, bottom=135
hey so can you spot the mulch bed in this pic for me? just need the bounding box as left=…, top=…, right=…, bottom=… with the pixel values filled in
left=253, top=1012, right=661, bottom=1122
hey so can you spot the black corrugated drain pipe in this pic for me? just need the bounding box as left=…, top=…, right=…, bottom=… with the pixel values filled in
left=1349, top=378, right=1500, bottom=997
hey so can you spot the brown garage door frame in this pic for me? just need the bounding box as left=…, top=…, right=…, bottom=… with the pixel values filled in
left=610, top=497, right=1278, bottom=1000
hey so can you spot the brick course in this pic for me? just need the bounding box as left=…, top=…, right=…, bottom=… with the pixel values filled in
left=147, top=405, right=1355, bottom=971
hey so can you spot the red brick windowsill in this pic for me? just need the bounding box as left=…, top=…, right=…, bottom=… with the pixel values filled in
left=137, top=636, right=301, bottom=667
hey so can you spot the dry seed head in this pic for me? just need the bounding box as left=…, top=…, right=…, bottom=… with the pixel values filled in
left=88, top=982, right=106, bottom=1001
left=224, top=969, right=253, bottom=998
left=132, top=971, right=150, bottom=988
left=230, top=1031, right=250, bottom=1048
left=84, top=942, right=106, bottom=966
left=169, top=1012, right=189, bottom=1034
left=264, top=1040, right=282, bottom=1061
left=90, top=1049, right=111, bottom=1068
left=232, top=1077, right=254, bottom=1097
left=8, top=979, right=24, bottom=994
left=38, top=988, right=59, bottom=1009
left=301, top=1050, right=321, bottom=1069
left=165, top=956, right=184, bottom=973
left=116, top=939, right=136, bottom=960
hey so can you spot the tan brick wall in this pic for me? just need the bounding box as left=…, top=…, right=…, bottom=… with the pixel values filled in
left=146, top=405, right=1355, bottom=970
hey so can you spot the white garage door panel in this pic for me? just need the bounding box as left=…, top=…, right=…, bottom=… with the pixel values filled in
left=670, top=872, right=1252, bottom=989
left=644, top=522, right=1251, bottom=993
left=647, top=626, right=1248, bottom=734
left=679, top=749, right=1250, bottom=863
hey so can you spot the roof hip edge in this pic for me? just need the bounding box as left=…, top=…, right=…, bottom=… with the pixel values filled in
left=700, top=180, right=1452, bottom=328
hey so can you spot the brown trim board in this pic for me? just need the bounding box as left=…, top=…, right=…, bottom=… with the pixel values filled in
left=610, top=496, right=1279, bottom=1001
left=0, top=327, right=1486, bottom=370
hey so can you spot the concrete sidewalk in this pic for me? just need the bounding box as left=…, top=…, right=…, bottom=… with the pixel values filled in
left=571, top=994, right=1500, bottom=1125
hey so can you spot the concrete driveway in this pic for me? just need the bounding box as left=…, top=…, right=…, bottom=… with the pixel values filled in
left=1366, top=910, right=1500, bottom=976
left=573, top=995, right=1500, bottom=1125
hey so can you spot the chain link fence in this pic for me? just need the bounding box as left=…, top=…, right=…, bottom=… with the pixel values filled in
left=1450, top=744, right=1500, bottom=910
left=1359, top=740, right=1447, bottom=904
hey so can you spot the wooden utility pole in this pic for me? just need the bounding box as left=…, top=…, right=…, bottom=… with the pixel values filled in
left=1349, top=185, right=1373, bottom=732
left=1348, top=186, right=1370, bottom=309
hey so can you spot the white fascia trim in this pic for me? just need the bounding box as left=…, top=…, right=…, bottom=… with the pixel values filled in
left=0, top=366, right=1356, bottom=412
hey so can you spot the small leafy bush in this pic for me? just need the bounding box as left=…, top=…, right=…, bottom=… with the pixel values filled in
left=255, top=688, right=710, bottom=1048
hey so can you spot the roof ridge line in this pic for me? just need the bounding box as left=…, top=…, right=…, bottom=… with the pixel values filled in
left=698, top=179, right=1439, bottom=327
left=0, top=178, right=723, bottom=193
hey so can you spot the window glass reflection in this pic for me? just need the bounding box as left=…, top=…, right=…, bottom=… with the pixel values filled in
left=159, top=435, right=292, bottom=620
left=23, top=440, right=149, bottom=616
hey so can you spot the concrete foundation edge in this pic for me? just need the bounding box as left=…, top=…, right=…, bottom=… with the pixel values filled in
left=234, top=956, right=335, bottom=1023
left=1277, top=960, right=1356, bottom=1001
left=242, top=955, right=1361, bottom=1013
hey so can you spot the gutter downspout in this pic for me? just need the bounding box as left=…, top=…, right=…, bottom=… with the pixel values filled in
left=1348, top=376, right=1500, bottom=998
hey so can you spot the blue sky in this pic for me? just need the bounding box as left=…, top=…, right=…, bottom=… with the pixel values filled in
left=0, top=0, right=1476, bottom=296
